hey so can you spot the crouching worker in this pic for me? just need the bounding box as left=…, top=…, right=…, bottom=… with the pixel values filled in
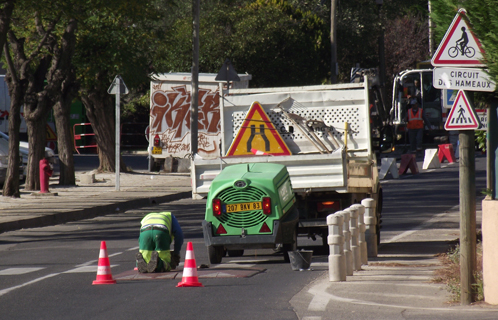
left=136, top=212, right=183, bottom=273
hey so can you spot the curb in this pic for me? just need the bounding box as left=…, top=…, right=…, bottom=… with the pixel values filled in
left=0, top=191, right=191, bottom=234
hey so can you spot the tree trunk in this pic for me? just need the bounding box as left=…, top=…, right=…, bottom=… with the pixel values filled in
left=81, top=90, right=128, bottom=172
left=0, top=1, right=18, bottom=197
left=50, top=19, right=78, bottom=185
left=2, top=74, right=22, bottom=197
left=24, top=101, right=51, bottom=191
left=53, top=98, right=75, bottom=186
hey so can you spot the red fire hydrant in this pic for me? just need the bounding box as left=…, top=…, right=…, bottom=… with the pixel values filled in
left=39, top=158, right=53, bottom=193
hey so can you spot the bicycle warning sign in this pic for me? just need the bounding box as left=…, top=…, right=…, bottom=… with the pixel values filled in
left=444, top=90, right=480, bottom=131
left=431, top=8, right=485, bottom=67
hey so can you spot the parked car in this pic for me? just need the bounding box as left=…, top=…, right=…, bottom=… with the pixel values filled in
left=0, top=136, right=25, bottom=185
left=0, top=138, right=8, bottom=185
left=0, top=131, right=57, bottom=164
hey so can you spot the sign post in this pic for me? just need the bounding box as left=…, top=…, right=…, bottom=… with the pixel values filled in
left=108, top=75, right=129, bottom=191
left=432, top=8, right=482, bottom=305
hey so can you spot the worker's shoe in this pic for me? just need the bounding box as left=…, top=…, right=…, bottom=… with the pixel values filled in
left=136, top=252, right=148, bottom=273
left=147, top=251, right=159, bottom=273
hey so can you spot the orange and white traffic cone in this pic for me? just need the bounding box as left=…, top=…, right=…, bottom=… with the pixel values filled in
left=177, top=242, right=203, bottom=287
left=92, top=241, right=116, bottom=285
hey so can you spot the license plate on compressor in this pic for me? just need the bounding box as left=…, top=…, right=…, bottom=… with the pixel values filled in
left=226, top=201, right=262, bottom=213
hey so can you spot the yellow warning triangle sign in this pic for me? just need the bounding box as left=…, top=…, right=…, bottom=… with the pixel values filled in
left=46, top=125, right=57, bottom=141
left=226, top=101, right=291, bottom=156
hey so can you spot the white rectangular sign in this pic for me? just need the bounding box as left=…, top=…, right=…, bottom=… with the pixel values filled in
left=433, top=67, right=496, bottom=92
left=476, top=109, right=487, bottom=131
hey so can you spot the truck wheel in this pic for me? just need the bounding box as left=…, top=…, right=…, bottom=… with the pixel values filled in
left=148, top=156, right=156, bottom=172
left=227, top=250, right=244, bottom=257
left=208, top=245, right=225, bottom=264
left=283, top=227, right=297, bottom=263
left=321, top=230, right=329, bottom=249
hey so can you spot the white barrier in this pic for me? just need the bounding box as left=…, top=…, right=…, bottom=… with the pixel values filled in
left=361, top=198, right=378, bottom=257
left=327, top=213, right=346, bottom=281
left=379, top=158, right=399, bottom=179
left=346, top=207, right=362, bottom=271
left=423, top=148, right=440, bottom=170
left=351, top=204, right=368, bottom=266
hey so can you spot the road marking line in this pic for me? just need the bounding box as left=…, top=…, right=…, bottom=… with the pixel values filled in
left=75, top=260, right=97, bottom=267
left=108, top=252, right=122, bottom=257
left=0, top=267, right=44, bottom=275
left=64, top=265, right=119, bottom=273
left=0, top=273, right=59, bottom=297
left=383, top=205, right=459, bottom=244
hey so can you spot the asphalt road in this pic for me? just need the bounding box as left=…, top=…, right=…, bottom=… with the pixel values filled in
left=0, top=198, right=326, bottom=320
left=0, top=154, right=488, bottom=319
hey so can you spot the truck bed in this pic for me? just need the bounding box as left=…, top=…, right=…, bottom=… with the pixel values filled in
left=192, top=151, right=350, bottom=199
left=191, top=82, right=375, bottom=199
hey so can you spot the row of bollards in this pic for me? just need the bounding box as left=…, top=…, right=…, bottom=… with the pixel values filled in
left=327, top=198, right=377, bottom=282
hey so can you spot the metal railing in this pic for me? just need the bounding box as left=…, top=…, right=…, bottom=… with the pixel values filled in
left=73, top=123, right=97, bottom=154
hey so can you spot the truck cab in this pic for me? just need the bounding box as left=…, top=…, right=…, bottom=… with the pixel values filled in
left=392, top=69, right=449, bottom=148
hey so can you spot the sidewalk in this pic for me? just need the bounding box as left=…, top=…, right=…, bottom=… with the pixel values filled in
left=0, top=170, right=191, bottom=233
left=291, top=155, right=498, bottom=319
left=291, top=202, right=498, bottom=319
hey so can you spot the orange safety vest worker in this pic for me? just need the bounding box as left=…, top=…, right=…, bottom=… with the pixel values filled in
left=407, top=108, right=424, bottom=129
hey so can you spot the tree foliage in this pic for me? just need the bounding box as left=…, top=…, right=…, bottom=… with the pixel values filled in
left=74, top=0, right=170, bottom=172
left=5, top=0, right=80, bottom=190
left=156, top=0, right=330, bottom=87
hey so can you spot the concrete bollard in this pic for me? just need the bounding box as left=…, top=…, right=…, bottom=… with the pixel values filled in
left=351, top=204, right=367, bottom=266
left=361, top=198, right=378, bottom=257
left=347, top=207, right=362, bottom=271
left=327, top=213, right=346, bottom=281
left=338, top=210, right=353, bottom=276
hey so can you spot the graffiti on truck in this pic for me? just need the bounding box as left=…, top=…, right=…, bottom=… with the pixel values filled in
left=150, top=84, right=220, bottom=158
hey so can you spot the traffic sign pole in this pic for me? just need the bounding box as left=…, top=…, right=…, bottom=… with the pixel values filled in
left=107, top=75, right=129, bottom=192
left=432, top=8, right=485, bottom=305
left=459, top=127, right=477, bottom=305
left=489, top=102, right=498, bottom=199
left=115, top=77, right=120, bottom=191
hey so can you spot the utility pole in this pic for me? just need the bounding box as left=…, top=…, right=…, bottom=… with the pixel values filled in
left=376, top=0, right=386, bottom=88
left=428, top=1, right=433, bottom=56
left=190, top=0, right=200, bottom=155
left=330, top=0, right=337, bottom=84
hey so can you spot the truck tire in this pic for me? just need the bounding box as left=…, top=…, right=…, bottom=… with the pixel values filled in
left=208, top=245, right=225, bottom=264
left=148, top=156, right=156, bottom=172
left=227, top=250, right=244, bottom=257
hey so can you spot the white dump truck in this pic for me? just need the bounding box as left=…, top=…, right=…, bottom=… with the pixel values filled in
left=192, top=78, right=388, bottom=247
